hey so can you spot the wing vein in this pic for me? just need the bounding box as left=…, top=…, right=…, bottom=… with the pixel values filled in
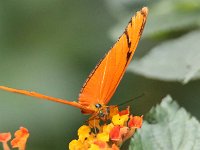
left=99, top=56, right=108, bottom=103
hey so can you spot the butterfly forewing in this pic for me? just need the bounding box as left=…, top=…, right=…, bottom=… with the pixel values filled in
left=78, top=7, right=148, bottom=111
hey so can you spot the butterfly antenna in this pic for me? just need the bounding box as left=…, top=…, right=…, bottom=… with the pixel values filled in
left=118, top=93, right=145, bottom=106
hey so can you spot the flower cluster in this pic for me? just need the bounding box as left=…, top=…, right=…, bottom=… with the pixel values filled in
left=69, top=106, right=143, bottom=150
left=0, top=127, right=29, bottom=150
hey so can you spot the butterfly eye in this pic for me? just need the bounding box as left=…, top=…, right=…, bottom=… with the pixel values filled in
left=99, top=110, right=104, bottom=117
left=95, top=104, right=102, bottom=109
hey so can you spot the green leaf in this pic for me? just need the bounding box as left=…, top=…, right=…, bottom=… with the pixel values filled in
left=129, top=95, right=200, bottom=150
left=106, top=0, right=200, bottom=39
left=128, top=30, right=200, bottom=84
left=145, top=0, right=200, bottom=37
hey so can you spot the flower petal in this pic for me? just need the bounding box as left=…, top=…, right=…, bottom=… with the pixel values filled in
left=97, top=132, right=109, bottom=142
left=119, top=107, right=130, bottom=116
left=111, top=144, right=120, bottom=150
left=119, top=126, right=129, bottom=137
left=0, top=132, right=11, bottom=143
left=78, top=125, right=91, bottom=142
left=112, top=114, right=129, bottom=126
left=109, top=126, right=120, bottom=141
left=0, top=132, right=11, bottom=150
left=102, top=123, right=114, bottom=134
left=128, top=115, right=143, bottom=128
left=89, top=143, right=100, bottom=150
left=69, top=140, right=84, bottom=150
left=93, top=140, right=107, bottom=149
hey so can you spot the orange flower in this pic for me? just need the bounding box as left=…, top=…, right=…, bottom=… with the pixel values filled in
left=69, top=107, right=143, bottom=149
left=109, top=126, right=129, bottom=144
left=11, top=127, right=29, bottom=150
left=119, top=126, right=128, bottom=137
left=109, top=126, right=120, bottom=141
left=0, top=132, right=11, bottom=143
left=118, top=107, right=129, bottom=116
left=93, top=140, right=107, bottom=149
left=111, top=144, right=120, bottom=150
left=0, top=132, right=11, bottom=150
left=128, top=115, right=143, bottom=128
left=109, top=106, right=119, bottom=118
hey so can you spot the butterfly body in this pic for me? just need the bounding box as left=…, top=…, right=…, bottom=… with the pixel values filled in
left=0, top=7, right=148, bottom=119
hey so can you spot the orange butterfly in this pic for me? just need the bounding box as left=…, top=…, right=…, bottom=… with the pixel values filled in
left=0, top=7, right=148, bottom=119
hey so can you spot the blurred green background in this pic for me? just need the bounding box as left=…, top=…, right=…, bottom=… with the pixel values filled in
left=0, top=0, right=200, bottom=149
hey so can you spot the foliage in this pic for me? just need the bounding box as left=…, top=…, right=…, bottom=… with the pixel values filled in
left=107, top=0, right=200, bottom=39
left=128, top=30, right=200, bottom=84
left=129, top=95, right=200, bottom=150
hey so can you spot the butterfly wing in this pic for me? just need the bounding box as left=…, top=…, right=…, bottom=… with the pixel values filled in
left=78, top=7, right=148, bottom=113
left=0, top=7, right=148, bottom=115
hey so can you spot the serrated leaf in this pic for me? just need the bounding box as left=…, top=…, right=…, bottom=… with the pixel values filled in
left=128, top=30, right=200, bottom=84
left=129, top=95, right=200, bottom=150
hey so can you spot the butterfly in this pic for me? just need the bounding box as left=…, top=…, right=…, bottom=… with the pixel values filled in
left=0, top=7, right=148, bottom=120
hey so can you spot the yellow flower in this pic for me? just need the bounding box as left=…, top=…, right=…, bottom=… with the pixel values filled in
left=88, top=144, right=100, bottom=150
left=83, top=133, right=96, bottom=148
left=78, top=125, right=91, bottom=142
left=102, top=123, right=114, bottom=134
left=97, top=132, right=109, bottom=142
left=69, top=140, right=82, bottom=150
left=112, top=114, right=129, bottom=126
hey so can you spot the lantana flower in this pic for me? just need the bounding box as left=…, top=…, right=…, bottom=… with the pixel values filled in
left=69, top=106, right=143, bottom=149
left=11, top=127, right=29, bottom=150
left=0, top=127, right=29, bottom=150
left=128, top=115, right=143, bottom=128
left=0, top=132, right=11, bottom=150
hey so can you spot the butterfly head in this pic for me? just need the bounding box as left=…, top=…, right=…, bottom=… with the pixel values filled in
left=94, top=104, right=111, bottom=121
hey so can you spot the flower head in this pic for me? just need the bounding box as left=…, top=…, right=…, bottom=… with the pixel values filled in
left=69, top=106, right=143, bottom=149
left=78, top=125, right=91, bottom=142
left=0, top=132, right=11, bottom=143
left=128, top=115, right=143, bottom=128
left=0, top=132, right=11, bottom=150
left=11, top=127, right=29, bottom=150
left=69, top=139, right=87, bottom=150
left=118, top=106, right=130, bottom=116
